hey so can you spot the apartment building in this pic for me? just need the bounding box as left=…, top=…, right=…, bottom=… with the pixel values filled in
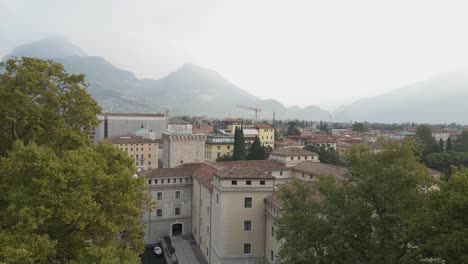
left=142, top=148, right=348, bottom=263
left=93, top=113, right=167, bottom=143
left=205, top=134, right=235, bottom=162
left=105, top=135, right=158, bottom=170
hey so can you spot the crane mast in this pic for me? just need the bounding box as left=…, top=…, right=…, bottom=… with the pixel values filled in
left=236, top=105, right=262, bottom=124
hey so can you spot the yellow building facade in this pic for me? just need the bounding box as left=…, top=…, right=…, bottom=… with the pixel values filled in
left=205, top=135, right=235, bottom=162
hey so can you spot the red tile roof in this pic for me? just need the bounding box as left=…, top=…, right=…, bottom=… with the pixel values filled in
left=265, top=194, right=283, bottom=210
left=271, top=148, right=318, bottom=157
left=212, top=160, right=285, bottom=172
left=214, top=167, right=275, bottom=179
left=256, top=124, right=273, bottom=129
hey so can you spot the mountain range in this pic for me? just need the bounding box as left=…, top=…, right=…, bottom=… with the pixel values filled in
left=2, top=36, right=330, bottom=120
left=3, top=36, right=468, bottom=124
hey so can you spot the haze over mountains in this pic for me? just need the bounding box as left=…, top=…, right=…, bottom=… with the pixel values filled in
left=3, top=37, right=468, bottom=124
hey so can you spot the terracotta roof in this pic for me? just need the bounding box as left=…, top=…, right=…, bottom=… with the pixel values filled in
left=142, top=163, right=202, bottom=178
left=265, top=194, right=283, bottom=210
left=104, top=135, right=158, bottom=144
left=214, top=167, right=275, bottom=179
left=293, top=161, right=349, bottom=178
left=212, top=160, right=285, bottom=172
left=256, top=124, right=273, bottom=129
left=271, top=148, right=318, bottom=157
left=223, top=119, right=241, bottom=123
left=191, top=163, right=219, bottom=191
left=274, top=139, right=301, bottom=146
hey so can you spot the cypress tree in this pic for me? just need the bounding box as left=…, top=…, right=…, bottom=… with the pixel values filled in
left=447, top=137, right=452, bottom=151
left=239, top=126, right=246, bottom=160
left=439, top=138, right=444, bottom=152
left=233, top=126, right=246, bottom=160
left=248, top=136, right=266, bottom=160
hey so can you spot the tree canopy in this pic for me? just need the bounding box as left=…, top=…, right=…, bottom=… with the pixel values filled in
left=233, top=126, right=246, bottom=160
left=0, top=58, right=150, bottom=263
left=277, top=140, right=438, bottom=264
left=247, top=136, right=266, bottom=160
left=0, top=57, right=101, bottom=155
left=303, top=144, right=345, bottom=166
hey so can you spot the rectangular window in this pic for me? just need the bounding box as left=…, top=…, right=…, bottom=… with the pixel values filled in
left=298, top=156, right=301, bottom=160
left=148, top=153, right=151, bottom=158
left=136, top=154, right=139, bottom=159
left=216, top=194, right=219, bottom=203
left=271, top=250, right=274, bottom=261
left=246, top=180, right=251, bottom=185
left=280, top=171, right=283, bottom=176
left=136, top=161, right=139, bottom=166
left=206, top=247, right=209, bottom=256
left=155, top=179, right=158, bottom=184
left=244, top=197, right=252, bottom=208
left=244, top=220, right=252, bottom=231
left=290, top=157, right=293, bottom=160
left=131, top=148, right=133, bottom=151
left=161, top=179, right=164, bottom=184
left=156, top=192, right=162, bottom=200
left=305, top=156, right=308, bottom=160
left=141, top=147, right=144, bottom=151
left=136, top=148, right=139, bottom=151
left=180, top=178, right=182, bottom=183
left=217, top=146, right=221, bottom=150
left=148, top=161, right=151, bottom=165
left=232, top=180, right=237, bottom=185
left=175, top=191, right=181, bottom=199
left=148, top=179, right=152, bottom=185
left=243, top=243, right=252, bottom=254
left=271, top=226, right=275, bottom=237
left=186, top=178, right=188, bottom=182
left=227, top=146, right=230, bottom=150
left=175, top=207, right=181, bottom=215
left=260, top=180, right=265, bottom=185
left=173, top=179, right=176, bottom=183
left=156, top=208, right=162, bottom=217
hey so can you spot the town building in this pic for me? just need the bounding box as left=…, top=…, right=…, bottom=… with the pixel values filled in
left=257, top=124, right=275, bottom=149
left=142, top=148, right=347, bottom=263
left=162, top=133, right=207, bottom=168
left=168, top=117, right=193, bottom=134
left=104, top=135, right=159, bottom=170
left=93, top=113, right=167, bottom=143
left=205, top=134, right=235, bottom=162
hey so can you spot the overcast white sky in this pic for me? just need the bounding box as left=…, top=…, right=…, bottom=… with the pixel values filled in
left=1, top=0, right=468, bottom=110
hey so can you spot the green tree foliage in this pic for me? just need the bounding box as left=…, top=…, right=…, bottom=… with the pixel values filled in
left=216, top=153, right=234, bottom=162
left=439, top=138, right=444, bottom=152
left=0, top=57, right=101, bottom=155
left=247, top=136, right=266, bottom=160
left=351, top=122, right=368, bottom=132
left=426, top=150, right=468, bottom=175
left=277, top=140, right=434, bottom=264
left=286, top=121, right=301, bottom=136
left=419, top=169, right=468, bottom=263
left=303, top=145, right=345, bottom=166
left=233, top=127, right=246, bottom=160
left=0, top=58, right=150, bottom=263
left=447, top=137, right=452, bottom=151
left=453, top=130, right=468, bottom=152
left=416, top=125, right=439, bottom=158
left=319, top=120, right=329, bottom=133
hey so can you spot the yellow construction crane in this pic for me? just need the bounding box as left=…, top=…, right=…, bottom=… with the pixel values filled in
left=236, top=105, right=261, bottom=123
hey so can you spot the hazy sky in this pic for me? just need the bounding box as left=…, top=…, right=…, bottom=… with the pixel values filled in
left=1, top=0, right=468, bottom=110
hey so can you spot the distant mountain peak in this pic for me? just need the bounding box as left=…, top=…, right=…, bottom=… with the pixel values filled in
left=2, top=36, right=87, bottom=61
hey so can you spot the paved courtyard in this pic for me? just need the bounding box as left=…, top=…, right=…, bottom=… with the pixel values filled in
left=172, top=236, right=200, bottom=264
